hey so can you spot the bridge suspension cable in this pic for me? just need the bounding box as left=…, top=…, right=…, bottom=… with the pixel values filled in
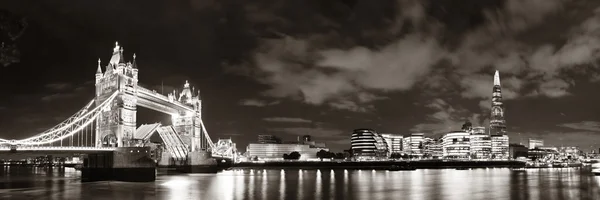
left=0, top=92, right=118, bottom=146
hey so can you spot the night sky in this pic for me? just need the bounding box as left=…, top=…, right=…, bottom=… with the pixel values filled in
left=1, top=0, right=600, bottom=152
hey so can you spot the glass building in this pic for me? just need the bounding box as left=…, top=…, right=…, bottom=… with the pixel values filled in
left=442, top=131, right=471, bottom=159
left=381, top=133, right=403, bottom=156
left=408, top=133, right=425, bottom=157
left=470, top=134, right=492, bottom=159
left=351, top=129, right=388, bottom=160
left=491, top=135, right=510, bottom=159
left=528, top=139, right=544, bottom=149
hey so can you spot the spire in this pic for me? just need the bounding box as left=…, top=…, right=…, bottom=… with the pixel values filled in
left=132, top=53, right=137, bottom=69
left=96, top=58, right=102, bottom=74
left=113, top=41, right=120, bottom=53
left=494, top=70, right=501, bottom=86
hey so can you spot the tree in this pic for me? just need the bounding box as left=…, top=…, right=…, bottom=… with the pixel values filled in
left=283, top=151, right=301, bottom=160
left=316, top=150, right=328, bottom=160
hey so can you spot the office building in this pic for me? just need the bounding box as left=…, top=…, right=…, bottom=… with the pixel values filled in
left=470, top=134, right=492, bottom=159
left=490, top=70, right=507, bottom=135
left=381, top=133, right=403, bottom=156
left=408, top=133, right=425, bottom=157
left=246, top=143, right=327, bottom=160
left=351, top=129, right=388, bottom=160
left=491, top=135, right=509, bottom=159
left=442, top=131, right=471, bottom=159
left=258, top=135, right=282, bottom=144
left=528, top=139, right=544, bottom=149
left=423, top=137, right=443, bottom=158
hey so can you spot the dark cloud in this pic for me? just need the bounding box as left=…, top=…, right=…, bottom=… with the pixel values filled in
left=239, top=99, right=280, bottom=107
left=558, top=121, right=600, bottom=132
left=263, top=117, right=312, bottom=123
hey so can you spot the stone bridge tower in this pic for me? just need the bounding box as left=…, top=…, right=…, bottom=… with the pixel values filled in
left=169, top=81, right=205, bottom=152
left=95, top=42, right=139, bottom=147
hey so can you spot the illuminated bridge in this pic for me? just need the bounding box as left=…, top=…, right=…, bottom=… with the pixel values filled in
left=0, top=42, right=236, bottom=165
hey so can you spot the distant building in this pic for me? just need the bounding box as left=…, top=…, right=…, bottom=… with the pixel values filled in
left=351, top=129, right=388, bottom=160
left=470, top=127, right=486, bottom=135
left=509, top=143, right=528, bottom=159
left=442, top=131, right=471, bottom=159
left=258, top=135, right=282, bottom=144
left=302, top=135, right=311, bottom=142
left=381, top=133, right=403, bottom=156
left=528, top=139, right=544, bottom=149
left=491, top=135, right=510, bottom=159
left=246, top=143, right=327, bottom=160
left=490, top=70, right=507, bottom=135
left=470, top=134, right=492, bottom=159
left=408, top=133, right=425, bottom=157
left=423, top=137, right=443, bottom=158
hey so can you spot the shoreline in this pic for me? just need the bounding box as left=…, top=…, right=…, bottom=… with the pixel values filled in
left=231, top=160, right=526, bottom=170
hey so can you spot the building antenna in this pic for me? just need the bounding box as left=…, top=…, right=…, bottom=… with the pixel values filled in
left=161, top=81, right=164, bottom=95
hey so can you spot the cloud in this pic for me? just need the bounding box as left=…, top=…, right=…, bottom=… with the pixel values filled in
left=251, top=33, right=444, bottom=112
left=44, top=83, right=73, bottom=91
left=411, top=98, right=485, bottom=134
left=263, top=117, right=312, bottom=123
left=240, top=0, right=600, bottom=116
left=239, top=99, right=280, bottom=107
left=557, top=121, right=600, bottom=132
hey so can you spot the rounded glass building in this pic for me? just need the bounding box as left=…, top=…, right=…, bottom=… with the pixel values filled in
left=351, top=129, right=388, bottom=160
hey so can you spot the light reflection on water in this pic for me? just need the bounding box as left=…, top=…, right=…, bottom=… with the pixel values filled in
left=0, top=167, right=599, bottom=200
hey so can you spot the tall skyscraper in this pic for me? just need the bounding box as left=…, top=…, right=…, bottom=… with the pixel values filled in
left=490, top=70, right=507, bottom=135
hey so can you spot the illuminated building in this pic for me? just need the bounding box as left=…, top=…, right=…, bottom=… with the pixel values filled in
left=470, top=134, right=492, bottom=159
left=528, top=139, right=544, bottom=149
left=423, top=137, right=443, bottom=158
left=491, top=135, right=509, bottom=159
left=258, top=135, right=282, bottom=144
left=509, top=143, right=528, bottom=159
left=405, top=133, right=425, bottom=157
left=246, top=143, right=327, bottom=160
left=351, top=129, right=388, bottom=160
left=442, top=131, right=471, bottom=159
left=470, top=127, right=486, bottom=135
left=490, top=70, right=507, bottom=135
left=381, top=134, right=403, bottom=156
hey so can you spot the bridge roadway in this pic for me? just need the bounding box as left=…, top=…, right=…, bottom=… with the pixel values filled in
left=0, top=147, right=115, bottom=160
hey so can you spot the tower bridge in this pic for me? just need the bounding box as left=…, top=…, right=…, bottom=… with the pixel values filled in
left=0, top=42, right=237, bottom=181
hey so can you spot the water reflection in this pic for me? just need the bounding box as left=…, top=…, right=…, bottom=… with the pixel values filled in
left=0, top=167, right=600, bottom=200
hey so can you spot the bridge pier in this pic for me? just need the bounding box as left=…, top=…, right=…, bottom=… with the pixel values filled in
left=180, top=150, right=218, bottom=173
left=82, top=147, right=155, bottom=182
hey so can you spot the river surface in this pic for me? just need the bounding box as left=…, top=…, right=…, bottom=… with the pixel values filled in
left=0, top=166, right=599, bottom=200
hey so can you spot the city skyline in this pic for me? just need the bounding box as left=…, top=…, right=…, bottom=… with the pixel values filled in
left=1, top=1, right=600, bottom=152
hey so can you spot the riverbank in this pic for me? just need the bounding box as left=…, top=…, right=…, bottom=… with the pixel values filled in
left=233, top=160, right=526, bottom=170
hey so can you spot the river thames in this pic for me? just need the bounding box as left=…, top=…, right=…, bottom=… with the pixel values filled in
left=0, top=167, right=599, bottom=200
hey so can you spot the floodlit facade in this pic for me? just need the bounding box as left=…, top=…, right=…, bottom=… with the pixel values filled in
left=491, top=135, right=510, bottom=159
left=258, top=135, right=282, bottom=144
left=442, top=131, right=471, bottom=159
left=470, top=134, right=492, bottom=159
left=423, top=137, right=443, bottom=158
left=490, top=70, right=507, bottom=135
left=381, top=133, right=403, bottom=156
left=246, top=143, right=327, bottom=160
left=351, top=129, right=388, bottom=160
left=528, top=139, right=544, bottom=149
left=408, top=133, right=425, bottom=157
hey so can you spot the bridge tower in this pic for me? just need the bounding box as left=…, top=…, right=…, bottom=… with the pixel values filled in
left=95, top=42, right=139, bottom=147
left=170, top=81, right=205, bottom=152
